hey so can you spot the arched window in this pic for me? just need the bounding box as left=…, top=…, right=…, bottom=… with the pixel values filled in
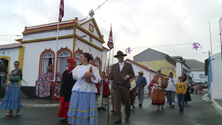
left=39, top=49, right=55, bottom=76
left=74, top=48, right=83, bottom=65
left=94, top=57, right=102, bottom=75
left=56, top=47, right=72, bottom=74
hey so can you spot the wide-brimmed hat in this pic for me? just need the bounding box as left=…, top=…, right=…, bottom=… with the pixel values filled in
left=114, top=51, right=127, bottom=57
left=178, top=76, right=183, bottom=79
left=138, top=71, right=144, bottom=74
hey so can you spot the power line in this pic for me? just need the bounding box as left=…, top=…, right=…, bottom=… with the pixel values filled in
left=117, top=0, right=177, bottom=45
left=182, top=5, right=222, bottom=43
left=131, top=42, right=191, bottom=49
left=0, top=35, right=21, bottom=37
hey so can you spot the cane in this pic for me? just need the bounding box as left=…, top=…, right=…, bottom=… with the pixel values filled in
left=101, top=80, right=104, bottom=112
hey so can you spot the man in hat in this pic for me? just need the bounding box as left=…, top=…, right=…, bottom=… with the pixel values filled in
left=108, top=50, right=135, bottom=123
left=136, top=71, right=147, bottom=107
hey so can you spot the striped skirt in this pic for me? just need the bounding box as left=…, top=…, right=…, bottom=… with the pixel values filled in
left=68, top=91, right=98, bottom=125
left=0, top=84, right=23, bottom=110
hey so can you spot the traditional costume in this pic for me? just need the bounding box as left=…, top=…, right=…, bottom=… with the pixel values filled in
left=184, top=79, right=191, bottom=103
left=0, top=69, right=23, bottom=111
left=152, top=76, right=165, bottom=105
left=67, top=64, right=101, bottom=125
left=58, top=58, right=76, bottom=119
left=96, top=77, right=110, bottom=109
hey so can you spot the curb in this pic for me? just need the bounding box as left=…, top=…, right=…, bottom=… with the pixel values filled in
left=0, top=102, right=60, bottom=108
left=212, top=99, right=222, bottom=111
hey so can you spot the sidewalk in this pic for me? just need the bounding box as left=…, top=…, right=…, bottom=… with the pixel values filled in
left=202, top=89, right=222, bottom=115
left=0, top=97, right=60, bottom=107
left=212, top=99, right=222, bottom=114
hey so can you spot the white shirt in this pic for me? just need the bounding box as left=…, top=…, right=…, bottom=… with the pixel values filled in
left=72, top=64, right=101, bottom=93
left=119, top=62, right=124, bottom=71
left=165, top=77, right=177, bottom=92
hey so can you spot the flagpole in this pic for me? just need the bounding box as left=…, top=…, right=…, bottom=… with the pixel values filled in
left=53, top=0, right=63, bottom=102
left=112, top=37, right=115, bottom=65
left=107, top=50, right=111, bottom=123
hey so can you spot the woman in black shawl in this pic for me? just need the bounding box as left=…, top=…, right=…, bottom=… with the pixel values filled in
left=182, top=73, right=191, bottom=105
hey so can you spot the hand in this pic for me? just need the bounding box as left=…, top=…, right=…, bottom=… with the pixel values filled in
left=171, top=80, right=173, bottom=82
left=124, top=76, right=128, bottom=81
left=140, top=86, right=143, bottom=88
left=83, top=72, right=93, bottom=78
left=9, top=73, right=14, bottom=77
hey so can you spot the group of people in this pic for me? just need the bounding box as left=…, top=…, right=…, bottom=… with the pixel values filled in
left=150, top=72, right=192, bottom=114
left=0, top=50, right=194, bottom=125
left=190, top=83, right=203, bottom=94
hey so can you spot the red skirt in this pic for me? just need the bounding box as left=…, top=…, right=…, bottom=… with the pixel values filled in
left=152, top=88, right=165, bottom=105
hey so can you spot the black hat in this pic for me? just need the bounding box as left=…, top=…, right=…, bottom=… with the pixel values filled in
left=114, top=51, right=127, bottom=58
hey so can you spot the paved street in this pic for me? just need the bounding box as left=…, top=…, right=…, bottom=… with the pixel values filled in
left=0, top=90, right=222, bottom=125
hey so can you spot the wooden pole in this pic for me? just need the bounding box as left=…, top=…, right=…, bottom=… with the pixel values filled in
left=101, top=80, right=104, bottom=112
left=107, top=52, right=111, bottom=123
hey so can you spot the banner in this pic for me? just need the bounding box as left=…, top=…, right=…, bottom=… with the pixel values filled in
left=107, top=24, right=113, bottom=50
left=59, top=0, right=64, bottom=22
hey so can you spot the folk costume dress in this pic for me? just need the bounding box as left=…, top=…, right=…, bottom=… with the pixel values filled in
left=68, top=64, right=101, bottom=125
left=58, top=59, right=76, bottom=119
left=152, top=76, right=165, bottom=105
left=0, top=69, right=23, bottom=110
left=184, top=79, right=191, bottom=102
left=96, top=77, right=110, bottom=108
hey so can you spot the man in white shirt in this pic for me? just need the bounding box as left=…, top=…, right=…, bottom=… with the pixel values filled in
left=165, top=72, right=177, bottom=108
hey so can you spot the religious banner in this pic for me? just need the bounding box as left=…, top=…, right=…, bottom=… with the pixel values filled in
left=107, top=24, right=113, bottom=50
left=59, top=0, right=64, bottom=22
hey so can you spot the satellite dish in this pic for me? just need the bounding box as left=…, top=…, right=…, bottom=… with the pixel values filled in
left=89, top=9, right=95, bottom=18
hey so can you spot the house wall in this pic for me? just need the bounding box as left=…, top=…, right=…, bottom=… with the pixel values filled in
left=136, top=60, right=176, bottom=78
left=22, top=38, right=73, bottom=86
left=210, top=53, right=222, bottom=99
left=22, top=28, right=74, bottom=41
left=125, top=60, right=157, bottom=95
left=190, top=70, right=208, bottom=83
left=176, top=62, right=182, bottom=79
left=0, top=48, right=20, bottom=74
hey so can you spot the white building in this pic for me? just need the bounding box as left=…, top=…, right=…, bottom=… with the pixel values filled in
left=172, top=56, right=190, bottom=79
left=190, top=69, right=208, bottom=83
left=206, top=52, right=222, bottom=99
left=125, top=59, right=157, bottom=95
left=0, top=17, right=108, bottom=98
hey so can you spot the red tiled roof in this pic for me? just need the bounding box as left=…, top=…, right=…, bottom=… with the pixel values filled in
left=0, top=43, right=22, bottom=49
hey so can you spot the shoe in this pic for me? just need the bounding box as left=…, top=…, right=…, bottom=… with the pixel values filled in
left=180, top=111, right=184, bottom=114
left=132, top=105, right=135, bottom=109
left=114, top=120, right=122, bottom=123
left=162, top=107, right=164, bottom=111
left=111, top=110, right=115, bottom=112
left=139, top=104, right=142, bottom=107
left=16, top=110, right=20, bottom=114
left=6, top=112, right=12, bottom=117
left=156, top=109, right=160, bottom=112
left=172, top=105, right=175, bottom=108
left=60, top=118, right=67, bottom=122
left=125, top=115, right=130, bottom=120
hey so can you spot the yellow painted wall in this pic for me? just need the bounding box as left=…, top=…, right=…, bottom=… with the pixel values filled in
left=137, top=60, right=176, bottom=77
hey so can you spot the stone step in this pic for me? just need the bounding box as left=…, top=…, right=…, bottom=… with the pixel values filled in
left=20, top=91, right=28, bottom=98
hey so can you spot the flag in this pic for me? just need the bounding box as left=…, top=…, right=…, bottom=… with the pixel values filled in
left=59, top=0, right=64, bottom=22
left=107, top=24, right=114, bottom=50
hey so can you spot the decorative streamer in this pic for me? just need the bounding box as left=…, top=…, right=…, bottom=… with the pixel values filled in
left=125, top=47, right=132, bottom=54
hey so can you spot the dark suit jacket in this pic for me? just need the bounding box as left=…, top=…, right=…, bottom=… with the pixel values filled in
left=110, top=62, right=135, bottom=89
